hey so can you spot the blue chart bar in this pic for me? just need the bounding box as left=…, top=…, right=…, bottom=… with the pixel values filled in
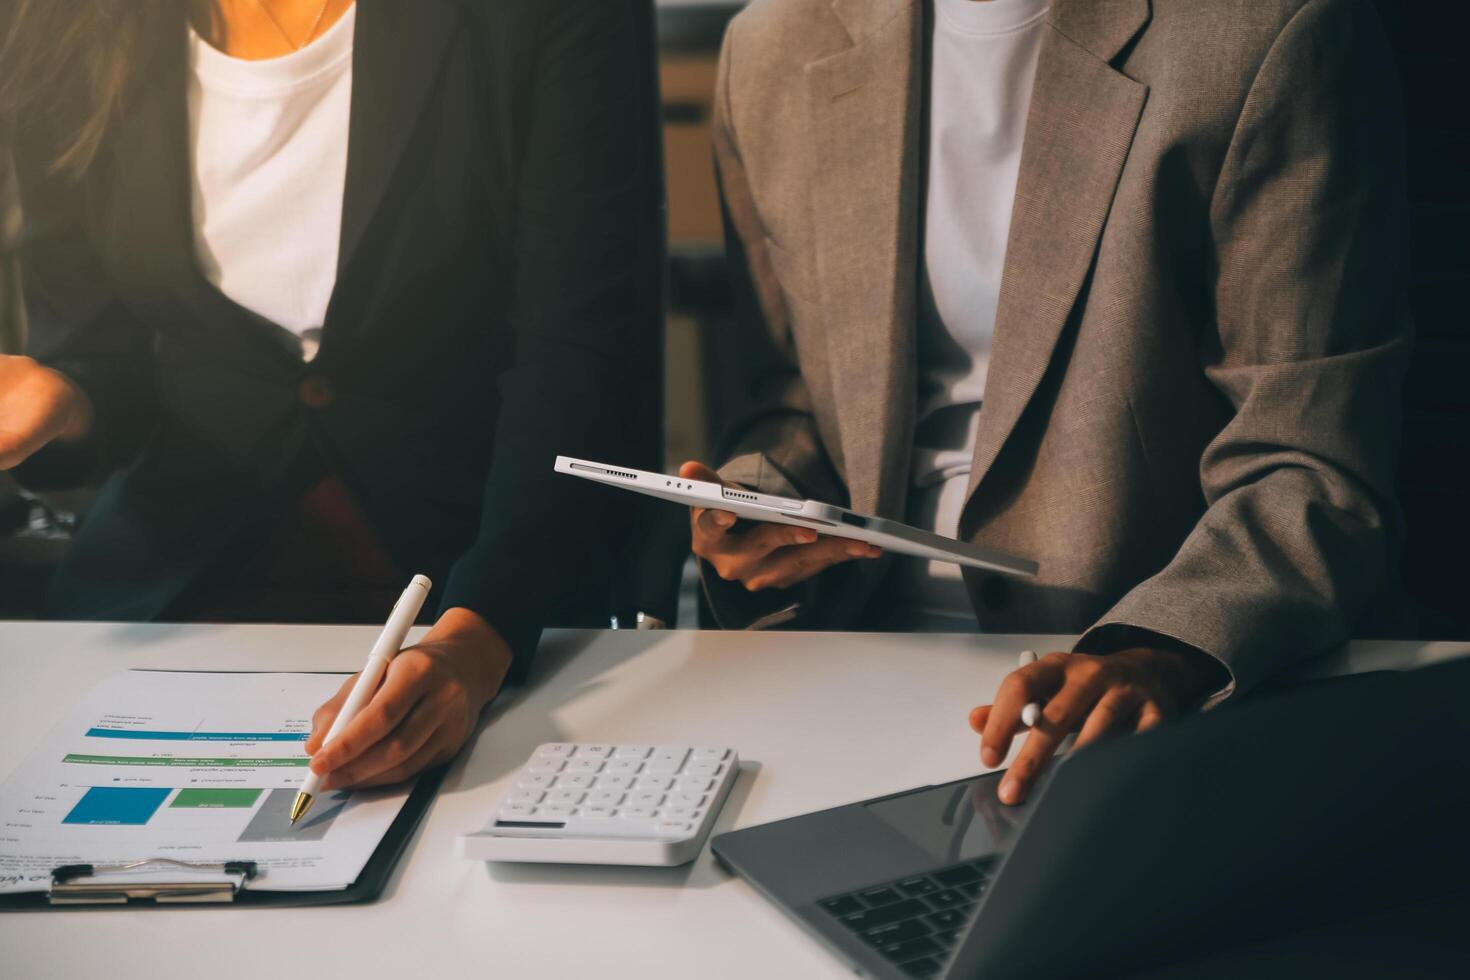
left=63, top=787, right=172, bottom=826
left=86, top=728, right=306, bottom=742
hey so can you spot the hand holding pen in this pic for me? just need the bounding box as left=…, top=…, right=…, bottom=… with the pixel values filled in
left=969, top=644, right=1226, bottom=806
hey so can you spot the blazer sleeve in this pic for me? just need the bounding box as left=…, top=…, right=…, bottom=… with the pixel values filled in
left=1076, top=0, right=1412, bottom=700
left=701, top=19, right=855, bottom=629
left=9, top=136, right=158, bottom=489
left=438, top=0, right=661, bottom=675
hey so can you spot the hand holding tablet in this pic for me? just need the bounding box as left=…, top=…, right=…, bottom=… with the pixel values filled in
left=680, top=461, right=884, bottom=592
left=555, top=456, right=1037, bottom=591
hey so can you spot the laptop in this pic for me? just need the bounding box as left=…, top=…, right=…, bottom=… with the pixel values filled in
left=711, top=655, right=1470, bottom=978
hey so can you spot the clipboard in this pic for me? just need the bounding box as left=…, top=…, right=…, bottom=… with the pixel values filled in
left=0, top=766, right=444, bottom=910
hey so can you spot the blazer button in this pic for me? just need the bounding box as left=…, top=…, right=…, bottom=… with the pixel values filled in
left=979, top=575, right=1010, bottom=611
left=298, top=376, right=335, bottom=410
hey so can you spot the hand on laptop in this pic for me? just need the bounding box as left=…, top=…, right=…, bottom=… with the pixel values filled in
left=683, top=460, right=881, bottom=592
left=969, top=647, right=1225, bottom=805
left=304, top=607, right=513, bottom=789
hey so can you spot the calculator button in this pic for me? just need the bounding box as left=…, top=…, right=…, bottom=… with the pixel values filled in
left=605, top=759, right=643, bottom=775
left=587, top=790, right=624, bottom=806
left=581, top=806, right=617, bottom=819
left=648, top=749, right=688, bottom=772
left=684, top=762, right=721, bottom=778
left=621, top=807, right=656, bottom=819
left=595, top=774, right=634, bottom=791
left=528, top=758, right=565, bottom=773
left=506, top=788, right=544, bottom=804
left=668, top=792, right=706, bottom=808
left=576, top=745, right=613, bottom=759
left=567, top=758, right=605, bottom=773
left=661, top=806, right=698, bottom=820
left=546, top=789, right=585, bottom=806
left=539, top=805, right=575, bottom=819
left=558, top=773, right=595, bottom=789
left=535, top=743, right=575, bottom=757
left=635, top=775, right=674, bottom=792
left=613, top=745, right=652, bottom=759
left=676, top=778, right=715, bottom=793
left=691, top=747, right=728, bottom=761
left=629, top=790, right=665, bottom=808
left=498, top=803, right=536, bottom=819
left=518, top=773, right=556, bottom=789
left=658, top=821, right=694, bottom=835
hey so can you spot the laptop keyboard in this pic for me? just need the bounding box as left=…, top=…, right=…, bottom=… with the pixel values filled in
left=817, top=856, right=998, bottom=979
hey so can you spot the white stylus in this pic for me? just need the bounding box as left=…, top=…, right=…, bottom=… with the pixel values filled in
left=1018, top=649, right=1043, bottom=728
left=289, top=574, right=432, bottom=825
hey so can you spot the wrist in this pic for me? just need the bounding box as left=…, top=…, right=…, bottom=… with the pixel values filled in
left=50, top=368, right=94, bottom=443
left=424, top=606, right=513, bottom=707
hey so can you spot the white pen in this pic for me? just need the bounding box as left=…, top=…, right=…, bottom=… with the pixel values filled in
left=1018, top=649, right=1043, bottom=729
left=289, top=574, right=432, bottom=825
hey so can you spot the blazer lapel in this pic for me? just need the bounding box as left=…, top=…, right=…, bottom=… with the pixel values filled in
left=333, top=0, right=459, bottom=283
left=961, top=0, right=1150, bottom=514
left=806, top=0, right=923, bottom=518
left=105, top=23, right=197, bottom=298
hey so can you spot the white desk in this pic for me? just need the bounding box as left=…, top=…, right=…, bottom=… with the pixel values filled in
left=1, top=624, right=1464, bottom=980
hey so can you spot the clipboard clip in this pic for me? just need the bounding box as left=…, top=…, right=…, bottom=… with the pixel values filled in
left=49, top=858, right=259, bottom=905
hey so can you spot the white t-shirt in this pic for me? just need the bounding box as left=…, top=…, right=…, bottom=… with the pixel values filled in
left=187, top=6, right=356, bottom=361
left=893, top=0, right=1049, bottom=628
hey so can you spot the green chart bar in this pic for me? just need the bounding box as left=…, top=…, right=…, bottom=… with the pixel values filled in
left=170, top=788, right=264, bottom=808
left=63, top=754, right=309, bottom=768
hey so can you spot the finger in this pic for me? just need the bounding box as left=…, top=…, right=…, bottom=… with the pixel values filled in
left=998, top=670, right=1108, bottom=805
left=1073, top=685, right=1144, bottom=749
left=693, top=506, right=739, bottom=542
left=981, top=654, right=1068, bottom=769
left=319, top=695, right=443, bottom=790
left=1136, top=701, right=1167, bottom=733
left=304, top=674, right=358, bottom=755
left=341, top=731, right=458, bottom=790
left=743, top=537, right=882, bottom=591
left=679, top=460, right=723, bottom=484
left=680, top=461, right=738, bottom=548
left=704, top=521, right=818, bottom=563
left=969, top=704, right=992, bottom=734
left=311, top=660, right=431, bottom=774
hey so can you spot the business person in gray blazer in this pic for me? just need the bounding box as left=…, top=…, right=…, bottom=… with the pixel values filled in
left=683, top=0, right=1410, bottom=803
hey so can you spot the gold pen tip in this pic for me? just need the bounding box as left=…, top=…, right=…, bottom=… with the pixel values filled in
left=288, top=792, right=314, bottom=825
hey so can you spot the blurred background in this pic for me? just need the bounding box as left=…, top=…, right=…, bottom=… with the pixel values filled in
left=1, top=0, right=1465, bottom=638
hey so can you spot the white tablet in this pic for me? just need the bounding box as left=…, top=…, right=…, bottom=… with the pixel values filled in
left=555, top=456, right=1038, bottom=578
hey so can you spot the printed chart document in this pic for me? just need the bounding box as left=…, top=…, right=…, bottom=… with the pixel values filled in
left=0, top=671, right=415, bottom=895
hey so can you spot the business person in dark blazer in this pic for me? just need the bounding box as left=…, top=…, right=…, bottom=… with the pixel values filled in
left=0, top=0, right=661, bottom=788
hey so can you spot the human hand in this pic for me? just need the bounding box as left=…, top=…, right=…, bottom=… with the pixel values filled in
left=969, top=647, right=1225, bottom=806
left=682, top=460, right=880, bottom=592
left=305, top=607, right=512, bottom=789
left=0, top=356, right=93, bottom=470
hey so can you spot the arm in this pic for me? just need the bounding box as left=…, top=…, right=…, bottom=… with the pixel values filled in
left=435, top=0, right=661, bottom=671
left=308, top=0, right=663, bottom=789
left=976, top=0, right=1411, bottom=801
left=3, top=133, right=157, bottom=484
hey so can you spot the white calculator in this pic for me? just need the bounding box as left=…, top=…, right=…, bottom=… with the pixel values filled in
left=460, top=743, right=741, bottom=866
